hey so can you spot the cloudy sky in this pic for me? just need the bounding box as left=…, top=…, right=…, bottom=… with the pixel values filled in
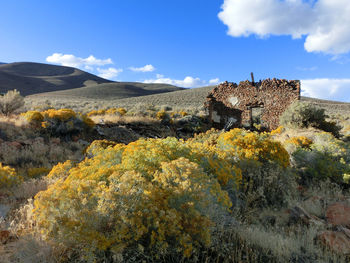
left=1, top=0, right=350, bottom=101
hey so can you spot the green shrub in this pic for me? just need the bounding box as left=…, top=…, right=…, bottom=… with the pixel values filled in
left=0, top=89, right=25, bottom=115
left=291, top=132, right=350, bottom=185
left=280, top=101, right=341, bottom=136
left=236, top=160, right=296, bottom=211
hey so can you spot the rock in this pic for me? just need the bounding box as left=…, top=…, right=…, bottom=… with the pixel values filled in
left=50, top=137, right=61, bottom=145
left=0, top=204, right=10, bottom=219
left=338, top=226, right=350, bottom=239
left=326, top=202, right=350, bottom=228
left=34, top=137, right=44, bottom=144
left=0, top=230, right=10, bottom=244
left=176, top=115, right=201, bottom=132
left=288, top=206, right=325, bottom=227
left=9, top=141, right=22, bottom=149
left=318, top=230, right=350, bottom=255
left=78, top=139, right=89, bottom=147
left=301, top=196, right=325, bottom=217
left=72, top=135, right=81, bottom=142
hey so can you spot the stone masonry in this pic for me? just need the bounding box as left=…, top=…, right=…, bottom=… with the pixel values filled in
left=205, top=78, right=301, bottom=130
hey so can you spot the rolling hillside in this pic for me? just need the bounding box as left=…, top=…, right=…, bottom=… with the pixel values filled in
left=32, top=82, right=185, bottom=100
left=0, top=62, right=112, bottom=96
left=0, top=62, right=183, bottom=98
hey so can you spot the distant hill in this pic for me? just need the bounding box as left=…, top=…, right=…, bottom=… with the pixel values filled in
left=0, top=62, right=113, bottom=96
left=0, top=62, right=183, bottom=97
left=32, top=82, right=185, bottom=100
left=0, top=62, right=6, bottom=65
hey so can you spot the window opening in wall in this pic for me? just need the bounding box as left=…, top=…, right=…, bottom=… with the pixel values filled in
left=251, top=106, right=263, bottom=125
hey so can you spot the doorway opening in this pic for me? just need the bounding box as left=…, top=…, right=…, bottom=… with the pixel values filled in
left=251, top=106, right=263, bottom=125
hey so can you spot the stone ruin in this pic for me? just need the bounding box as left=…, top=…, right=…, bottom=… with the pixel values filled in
left=205, top=76, right=301, bottom=130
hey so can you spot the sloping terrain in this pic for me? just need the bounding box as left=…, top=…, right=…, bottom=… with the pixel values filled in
left=1, top=62, right=183, bottom=98
left=111, top=85, right=215, bottom=108
left=302, top=96, right=350, bottom=113
left=31, top=82, right=184, bottom=100
left=111, top=86, right=350, bottom=113
left=0, top=62, right=111, bottom=96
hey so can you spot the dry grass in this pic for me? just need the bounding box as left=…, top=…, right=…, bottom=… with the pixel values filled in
left=90, top=114, right=158, bottom=125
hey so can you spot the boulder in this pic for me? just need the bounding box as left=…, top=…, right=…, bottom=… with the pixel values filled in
left=318, top=230, right=350, bottom=255
left=9, top=141, right=22, bottom=149
left=0, top=230, right=10, bottom=244
left=326, top=202, right=350, bottom=228
left=0, top=204, right=10, bottom=219
left=50, top=137, right=61, bottom=145
left=288, top=206, right=325, bottom=227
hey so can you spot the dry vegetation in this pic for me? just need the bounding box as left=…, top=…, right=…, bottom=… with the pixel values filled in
left=0, top=89, right=350, bottom=262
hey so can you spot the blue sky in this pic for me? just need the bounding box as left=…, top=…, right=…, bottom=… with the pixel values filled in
left=1, top=0, right=350, bottom=101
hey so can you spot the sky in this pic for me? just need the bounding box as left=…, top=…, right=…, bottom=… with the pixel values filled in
left=1, top=0, right=350, bottom=101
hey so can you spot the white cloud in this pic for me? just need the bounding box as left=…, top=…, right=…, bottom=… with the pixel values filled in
left=218, top=0, right=350, bottom=54
left=296, top=66, right=318, bottom=71
left=129, top=64, right=156, bottom=72
left=97, top=67, right=123, bottom=80
left=301, top=78, right=350, bottom=101
left=209, top=78, right=221, bottom=85
left=144, top=75, right=207, bottom=88
left=144, top=75, right=221, bottom=88
left=46, top=53, right=113, bottom=68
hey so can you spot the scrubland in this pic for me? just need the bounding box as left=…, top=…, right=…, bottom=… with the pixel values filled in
left=0, top=91, right=350, bottom=262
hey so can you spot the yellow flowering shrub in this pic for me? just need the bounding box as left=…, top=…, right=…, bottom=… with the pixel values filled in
left=179, top=110, right=188, bottom=117
left=47, top=160, right=75, bottom=180
left=285, top=136, right=313, bottom=149
left=84, top=139, right=118, bottom=157
left=88, top=108, right=127, bottom=117
left=105, top=108, right=116, bottom=115
left=42, top=109, right=76, bottom=121
left=81, top=114, right=95, bottom=128
left=33, top=129, right=294, bottom=259
left=0, top=163, right=22, bottom=188
left=22, top=111, right=44, bottom=123
left=116, top=107, right=127, bottom=116
left=217, top=128, right=290, bottom=168
left=189, top=129, right=294, bottom=209
left=87, top=109, right=106, bottom=117
left=23, top=109, right=94, bottom=136
left=33, top=138, right=231, bottom=259
left=156, top=110, right=168, bottom=120
left=270, top=126, right=284, bottom=135
left=187, top=128, right=220, bottom=147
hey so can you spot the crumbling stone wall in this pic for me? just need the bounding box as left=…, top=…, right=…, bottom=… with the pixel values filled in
left=206, top=78, right=300, bottom=130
